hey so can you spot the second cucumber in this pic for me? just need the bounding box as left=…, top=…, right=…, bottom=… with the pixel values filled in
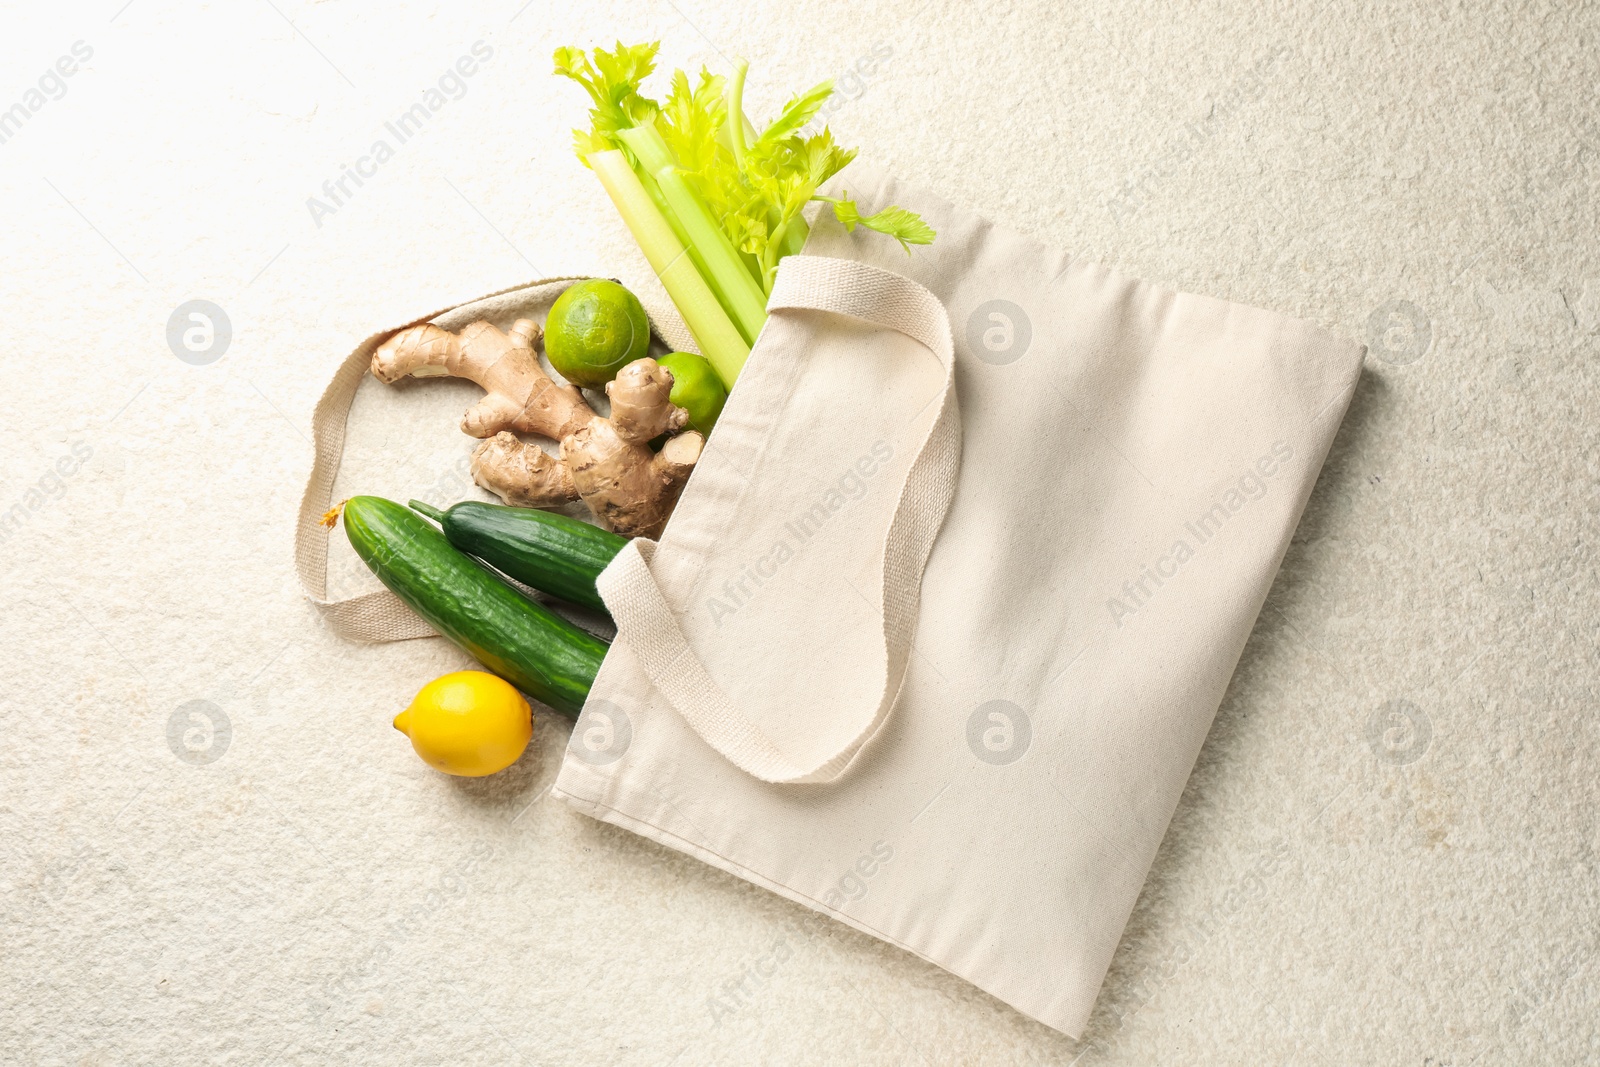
left=343, top=496, right=607, bottom=718
left=410, top=500, right=626, bottom=614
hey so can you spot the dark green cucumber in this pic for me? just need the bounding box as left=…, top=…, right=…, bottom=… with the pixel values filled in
left=408, top=500, right=625, bottom=614
left=342, top=496, right=606, bottom=718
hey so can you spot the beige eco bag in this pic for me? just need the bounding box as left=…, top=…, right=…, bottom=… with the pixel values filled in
left=550, top=174, right=1365, bottom=1037
left=295, top=173, right=1363, bottom=1038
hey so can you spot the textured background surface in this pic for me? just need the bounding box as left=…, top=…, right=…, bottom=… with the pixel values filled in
left=2, top=1, right=1596, bottom=1063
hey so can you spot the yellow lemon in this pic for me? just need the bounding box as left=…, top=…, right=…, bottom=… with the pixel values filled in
left=393, top=671, right=531, bottom=777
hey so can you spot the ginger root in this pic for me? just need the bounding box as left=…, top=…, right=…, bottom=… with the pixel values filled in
left=560, top=359, right=703, bottom=538
left=372, top=318, right=592, bottom=441
left=372, top=317, right=703, bottom=538
left=469, top=432, right=578, bottom=508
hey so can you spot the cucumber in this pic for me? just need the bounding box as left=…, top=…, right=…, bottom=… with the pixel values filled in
left=342, top=496, right=606, bottom=718
left=408, top=500, right=625, bottom=614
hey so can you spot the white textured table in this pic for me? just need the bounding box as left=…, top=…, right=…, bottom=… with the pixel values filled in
left=3, top=1, right=1595, bottom=1063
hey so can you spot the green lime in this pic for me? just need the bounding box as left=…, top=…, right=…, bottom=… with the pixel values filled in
left=657, top=352, right=728, bottom=436
left=544, top=279, right=651, bottom=388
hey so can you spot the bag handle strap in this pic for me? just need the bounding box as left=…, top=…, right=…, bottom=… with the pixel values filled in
left=294, top=276, right=693, bottom=642
left=597, top=256, right=962, bottom=784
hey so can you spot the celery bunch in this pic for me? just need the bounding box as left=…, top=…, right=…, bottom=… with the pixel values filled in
left=554, top=42, right=935, bottom=387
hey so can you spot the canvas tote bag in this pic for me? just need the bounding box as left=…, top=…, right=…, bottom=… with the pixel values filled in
left=294, top=276, right=695, bottom=640
left=549, top=172, right=1365, bottom=1037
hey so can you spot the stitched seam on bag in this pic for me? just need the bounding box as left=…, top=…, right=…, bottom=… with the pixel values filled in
left=555, top=749, right=1092, bottom=1036
left=842, top=167, right=1359, bottom=354
left=553, top=769, right=939, bottom=960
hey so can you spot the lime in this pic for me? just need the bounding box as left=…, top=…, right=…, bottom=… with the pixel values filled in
left=657, top=352, right=728, bottom=436
left=544, top=279, right=651, bottom=388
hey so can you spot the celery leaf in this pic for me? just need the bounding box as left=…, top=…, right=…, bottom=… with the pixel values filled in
left=552, top=42, right=661, bottom=165
left=857, top=205, right=936, bottom=249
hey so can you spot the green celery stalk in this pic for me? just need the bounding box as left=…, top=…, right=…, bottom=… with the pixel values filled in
left=778, top=214, right=810, bottom=259
left=588, top=150, right=750, bottom=386
left=759, top=210, right=813, bottom=291
left=727, top=60, right=750, bottom=171
left=635, top=168, right=695, bottom=266
left=656, top=168, right=770, bottom=343
left=616, top=125, right=769, bottom=346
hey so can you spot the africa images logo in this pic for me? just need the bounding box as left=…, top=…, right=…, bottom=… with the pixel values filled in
left=965, top=299, right=1032, bottom=365
left=305, top=42, right=494, bottom=228
left=567, top=699, right=632, bottom=766
left=703, top=441, right=893, bottom=627
left=1106, top=441, right=1293, bottom=627
left=966, top=700, right=1031, bottom=765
